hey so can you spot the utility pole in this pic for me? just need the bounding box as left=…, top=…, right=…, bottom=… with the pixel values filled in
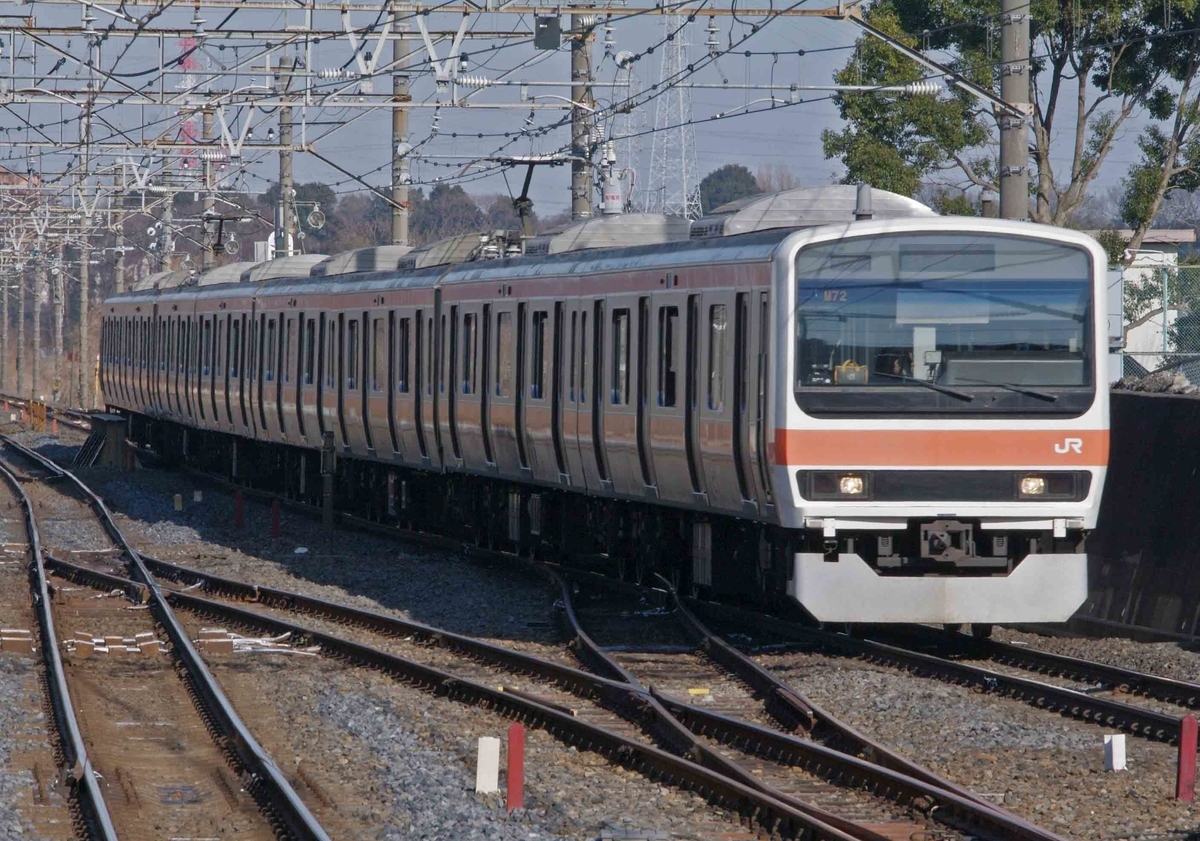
left=53, top=241, right=63, bottom=404
left=32, top=254, right=44, bottom=399
left=391, top=12, right=411, bottom=246
left=17, top=261, right=26, bottom=397
left=998, top=0, right=1030, bottom=220
left=78, top=4, right=97, bottom=407
left=202, top=110, right=217, bottom=270
left=570, top=15, right=595, bottom=220
left=1, top=266, right=8, bottom=392
left=113, top=200, right=127, bottom=294
left=278, top=57, right=296, bottom=258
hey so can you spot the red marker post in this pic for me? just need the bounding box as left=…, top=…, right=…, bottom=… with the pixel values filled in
left=506, top=722, right=524, bottom=813
left=1178, top=714, right=1197, bottom=802
left=271, top=499, right=281, bottom=539
left=234, top=490, right=245, bottom=529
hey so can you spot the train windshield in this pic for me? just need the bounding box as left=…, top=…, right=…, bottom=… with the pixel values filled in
left=794, top=233, right=1094, bottom=416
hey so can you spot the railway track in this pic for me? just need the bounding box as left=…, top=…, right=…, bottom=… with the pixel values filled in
left=0, top=435, right=329, bottom=841
left=0, top=394, right=92, bottom=433
left=47, top=542, right=1065, bottom=840
left=874, top=625, right=1200, bottom=712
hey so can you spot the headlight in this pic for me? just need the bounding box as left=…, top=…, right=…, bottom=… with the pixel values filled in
left=1019, top=475, right=1046, bottom=496
left=838, top=475, right=865, bottom=495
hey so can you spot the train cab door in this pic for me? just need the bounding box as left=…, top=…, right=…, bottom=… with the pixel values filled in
left=697, top=290, right=742, bottom=513
left=745, top=290, right=774, bottom=517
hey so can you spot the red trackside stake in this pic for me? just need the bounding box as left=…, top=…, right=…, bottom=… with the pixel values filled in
left=271, top=499, right=281, bottom=539
left=235, top=490, right=245, bottom=529
left=506, top=722, right=524, bottom=813
left=1178, top=715, right=1197, bottom=802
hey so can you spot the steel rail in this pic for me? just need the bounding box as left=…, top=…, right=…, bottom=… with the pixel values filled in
left=0, top=435, right=332, bottom=841
left=136, top=552, right=1063, bottom=839
left=550, top=568, right=1070, bottom=841
left=877, top=626, right=1200, bottom=710
left=679, top=597, right=1187, bottom=747
left=0, top=460, right=119, bottom=841
left=43, top=556, right=870, bottom=841
left=155, top=460, right=1070, bottom=840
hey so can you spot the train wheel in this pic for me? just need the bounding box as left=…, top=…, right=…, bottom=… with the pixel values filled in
left=971, top=623, right=993, bottom=639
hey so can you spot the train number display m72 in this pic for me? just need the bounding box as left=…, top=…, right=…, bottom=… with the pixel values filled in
left=100, top=186, right=1109, bottom=629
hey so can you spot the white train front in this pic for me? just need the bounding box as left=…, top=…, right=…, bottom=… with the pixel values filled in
left=101, top=186, right=1109, bottom=628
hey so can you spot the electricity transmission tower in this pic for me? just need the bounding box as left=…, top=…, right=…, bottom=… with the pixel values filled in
left=645, top=15, right=702, bottom=219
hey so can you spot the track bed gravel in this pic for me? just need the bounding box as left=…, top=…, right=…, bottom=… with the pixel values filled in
left=995, top=626, right=1200, bottom=686
left=75, top=464, right=567, bottom=650
left=181, top=635, right=759, bottom=841
left=758, top=651, right=1200, bottom=840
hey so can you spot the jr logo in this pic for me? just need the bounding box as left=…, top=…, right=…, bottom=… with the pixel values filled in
left=1054, top=437, right=1083, bottom=454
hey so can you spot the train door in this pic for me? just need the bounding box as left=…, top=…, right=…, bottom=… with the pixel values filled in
left=563, top=300, right=588, bottom=490
left=599, top=294, right=641, bottom=497
left=395, top=310, right=420, bottom=463
left=647, top=288, right=692, bottom=504
left=746, top=289, right=774, bottom=514
left=430, top=291, right=444, bottom=466
left=277, top=312, right=295, bottom=442
left=259, top=314, right=279, bottom=439
left=698, top=290, right=741, bottom=513
left=731, top=290, right=759, bottom=514
left=385, top=309, right=401, bottom=456
left=366, top=307, right=390, bottom=455
left=300, top=312, right=320, bottom=445
left=581, top=298, right=611, bottom=492
left=315, top=311, right=326, bottom=441
left=246, top=305, right=259, bottom=438
left=322, top=311, right=344, bottom=448
left=452, top=303, right=488, bottom=470
left=413, top=308, right=432, bottom=467
left=521, top=300, right=558, bottom=482
left=487, top=302, right=520, bottom=476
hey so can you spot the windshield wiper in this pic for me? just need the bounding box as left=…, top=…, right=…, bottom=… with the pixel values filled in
left=872, top=370, right=975, bottom=402
left=953, top=377, right=1058, bottom=402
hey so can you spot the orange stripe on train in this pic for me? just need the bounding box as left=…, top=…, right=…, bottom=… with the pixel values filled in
left=773, top=429, right=1110, bottom=468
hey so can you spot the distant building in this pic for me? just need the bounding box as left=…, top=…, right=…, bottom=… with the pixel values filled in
left=1087, top=229, right=1198, bottom=372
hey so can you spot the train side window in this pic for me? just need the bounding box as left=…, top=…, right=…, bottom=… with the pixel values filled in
left=580, top=311, right=587, bottom=402
left=265, top=319, right=277, bottom=382
left=372, top=317, right=386, bottom=392
left=230, top=320, right=240, bottom=378
left=708, top=304, right=727, bottom=411
left=611, top=308, right=630, bottom=405
left=531, top=310, right=548, bottom=400
left=496, top=311, right=513, bottom=397
left=202, top=319, right=212, bottom=376
left=305, top=318, right=316, bottom=385
left=284, top=318, right=294, bottom=383
left=462, top=312, right=477, bottom=395
left=426, top=316, right=434, bottom=397
left=440, top=314, right=448, bottom=394
left=569, top=311, right=577, bottom=402
left=658, top=305, right=679, bottom=407
left=347, top=319, right=359, bottom=390
left=326, top=319, right=336, bottom=388
left=397, top=318, right=411, bottom=393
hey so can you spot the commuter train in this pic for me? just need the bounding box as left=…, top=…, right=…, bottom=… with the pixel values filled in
left=100, top=186, right=1110, bottom=629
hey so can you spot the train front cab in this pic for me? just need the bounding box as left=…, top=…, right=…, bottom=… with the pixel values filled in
left=772, top=220, right=1109, bottom=626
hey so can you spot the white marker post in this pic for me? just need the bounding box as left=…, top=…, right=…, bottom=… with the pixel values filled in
left=1104, top=734, right=1126, bottom=771
left=475, top=736, right=500, bottom=793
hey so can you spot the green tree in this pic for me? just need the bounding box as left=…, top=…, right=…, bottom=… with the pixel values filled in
left=699, top=164, right=760, bottom=214
left=1118, top=8, right=1200, bottom=261
left=823, top=0, right=1170, bottom=225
